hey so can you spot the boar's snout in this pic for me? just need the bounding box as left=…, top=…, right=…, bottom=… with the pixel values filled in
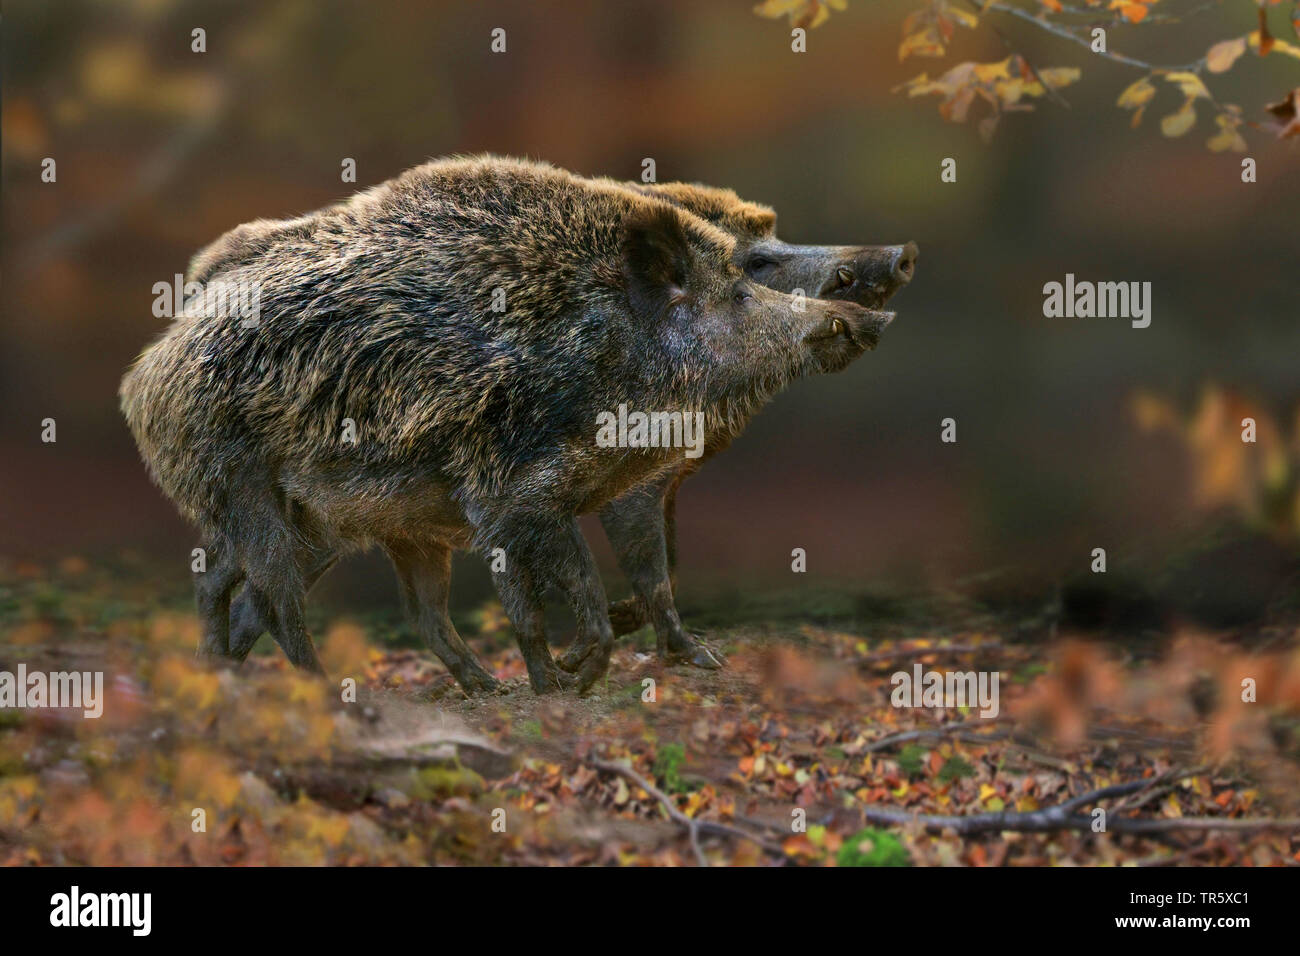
left=820, top=241, right=919, bottom=308
left=803, top=301, right=895, bottom=371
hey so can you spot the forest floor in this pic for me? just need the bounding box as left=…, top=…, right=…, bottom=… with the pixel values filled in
left=1, top=556, right=1299, bottom=866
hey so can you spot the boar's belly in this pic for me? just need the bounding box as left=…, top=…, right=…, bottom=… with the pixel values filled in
left=284, top=474, right=474, bottom=548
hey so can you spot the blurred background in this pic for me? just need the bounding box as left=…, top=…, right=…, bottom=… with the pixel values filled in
left=2, top=0, right=1297, bottom=631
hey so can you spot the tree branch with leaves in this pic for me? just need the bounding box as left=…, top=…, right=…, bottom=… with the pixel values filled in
left=754, top=0, right=1300, bottom=146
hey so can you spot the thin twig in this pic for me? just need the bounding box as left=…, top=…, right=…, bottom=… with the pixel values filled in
left=960, top=0, right=1073, bottom=109
left=981, top=1, right=1208, bottom=73
left=589, top=758, right=784, bottom=864
left=1055, top=0, right=1225, bottom=27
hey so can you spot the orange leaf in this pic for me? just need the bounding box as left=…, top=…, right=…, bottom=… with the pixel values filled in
left=1259, top=7, right=1276, bottom=55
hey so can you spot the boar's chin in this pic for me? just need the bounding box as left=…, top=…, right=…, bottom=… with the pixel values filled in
left=817, top=348, right=864, bottom=374
left=815, top=329, right=882, bottom=373
left=702, top=362, right=805, bottom=437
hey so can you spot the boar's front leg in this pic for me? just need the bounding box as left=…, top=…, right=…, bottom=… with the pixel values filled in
left=603, top=468, right=686, bottom=637
left=484, top=514, right=608, bottom=693
left=582, top=482, right=720, bottom=672
left=385, top=540, right=501, bottom=696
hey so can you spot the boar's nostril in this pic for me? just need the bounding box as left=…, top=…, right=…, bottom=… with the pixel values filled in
left=893, top=242, right=919, bottom=284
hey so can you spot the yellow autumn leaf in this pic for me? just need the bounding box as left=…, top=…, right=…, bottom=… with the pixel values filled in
left=1117, top=76, right=1156, bottom=110
left=1164, top=71, right=1209, bottom=100
left=974, top=57, right=1014, bottom=84
left=1201, top=128, right=1242, bottom=150
left=1035, top=67, right=1082, bottom=90
left=753, top=0, right=808, bottom=19
left=1207, top=112, right=1247, bottom=152
left=1206, top=36, right=1247, bottom=73
left=899, top=30, right=947, bottom=62
left=1160, top=101, right=1198, bottom=137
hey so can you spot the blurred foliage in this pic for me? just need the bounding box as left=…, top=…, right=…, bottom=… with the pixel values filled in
left=3, top=558, right=1300, bottom=865
left=1134, top=383, right=1300, bottom=540
left=758, top=0, right=1300, bottom=145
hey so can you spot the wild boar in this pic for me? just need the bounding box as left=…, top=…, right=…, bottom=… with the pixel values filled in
left=121, top=156, right=891, bottom=693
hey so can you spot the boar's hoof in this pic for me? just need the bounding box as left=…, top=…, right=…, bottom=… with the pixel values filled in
left=664, top=641, right=723, bottom=671
left=556, top=641, right=594, bottom=674
left=607, top=598, right=648, bottom=637
left=461, top=671, right=504, bottom=696
left=573, top=656, right=612, bottom=695
left=532, top=668, right=577, bottom=695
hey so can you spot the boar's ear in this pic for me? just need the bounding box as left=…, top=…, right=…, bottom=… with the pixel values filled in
left=622, top=205, right=694, bottom=321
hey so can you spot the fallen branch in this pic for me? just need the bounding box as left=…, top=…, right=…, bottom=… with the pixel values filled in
left=589, top=758, right=785, bottom=864
left=854, top=768, right=1300, bottom=836
left=862, top=716, right=1197, bottom=757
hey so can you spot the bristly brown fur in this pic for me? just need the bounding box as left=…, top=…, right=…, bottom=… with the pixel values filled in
left=121, top=156, right=747, bottom=543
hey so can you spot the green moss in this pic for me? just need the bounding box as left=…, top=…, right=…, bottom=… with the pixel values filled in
left=410, top=763, right=485, bottom=800
left=837, top=827, right=910, bottom=867
left=937, top=756, right=975, bottom=783
left=653, top=743, right=688, bottom=794
left=897, top=743, right=925, bottom=777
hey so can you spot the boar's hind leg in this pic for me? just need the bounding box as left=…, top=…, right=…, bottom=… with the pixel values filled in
left=586, top=481, right=720, bottom=672
left=601, top=470, right=682, bottom=638
left=195, top=541, right=245, bottom=662
left=240, top=528, right=325, bottom=674
left=386, top=541, right=501, bottom=695
left=229, top=547, right=338, bottom=662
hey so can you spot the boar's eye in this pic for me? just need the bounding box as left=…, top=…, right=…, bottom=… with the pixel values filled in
left=733, top=285, right=756, bottom=305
